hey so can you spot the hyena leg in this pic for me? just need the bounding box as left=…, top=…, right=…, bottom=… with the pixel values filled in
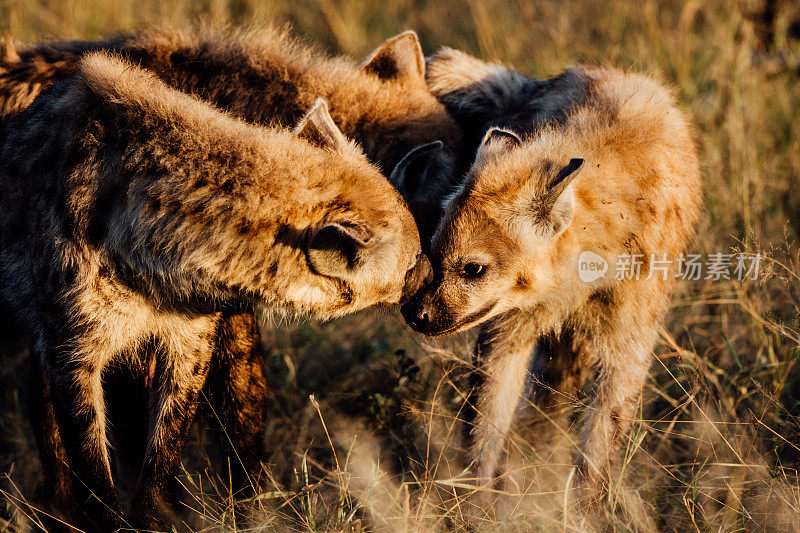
left=205, top=307, right=268, bottom=494
left=576, top=327, right=656, bottom=488
left=43, top=343, right=123, bottom=531
left=131, top=317, right=216, bottom=530
left=526, top=329, right=592, bottom=410
left=464, top=312, right=540, bottom=481
left=28, top=356, right=75, bottom=524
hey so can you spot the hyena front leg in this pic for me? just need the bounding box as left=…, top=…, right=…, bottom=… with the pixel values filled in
left=28, top=356, right=75, bottom=526
left=205, top=307, right=269, bottom=494
left=575, top=325, right=657, bottom=489
left=130, top=316, right=217, bottom=530
left=464, top=311, right=540, bottom=481
left=41, top=333, right=124, bottom=532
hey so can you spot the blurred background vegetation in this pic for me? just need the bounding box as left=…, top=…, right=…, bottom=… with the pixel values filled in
left=1, top=0, right=799, bottom=531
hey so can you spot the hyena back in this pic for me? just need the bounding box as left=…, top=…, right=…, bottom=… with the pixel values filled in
left=0, top=28, right=465, bottom=241
left=404, top=63, right=701, bottom=488
left=0, top=52, right=427, bottom=530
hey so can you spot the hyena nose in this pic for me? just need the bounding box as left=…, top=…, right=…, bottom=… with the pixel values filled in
left=401, top=297, right=428, bottom=331
left=413, top=310, right=430, bottom=329
left=402, top=300, right=431, bottom=332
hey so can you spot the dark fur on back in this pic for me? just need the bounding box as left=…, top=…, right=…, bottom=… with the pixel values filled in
left=0, top=27, right=466, bottom=240
left=425, top=47, right=594, bottom=152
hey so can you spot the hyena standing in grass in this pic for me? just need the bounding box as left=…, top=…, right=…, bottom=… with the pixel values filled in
left=0, top=28, right=459, bottom=515
left=403, top=59, right=701, bottom=490
left=0, top=53, right=429, bottom=530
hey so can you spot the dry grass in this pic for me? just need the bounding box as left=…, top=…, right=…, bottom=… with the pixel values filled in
left=1, top=0, right=800, bottom=531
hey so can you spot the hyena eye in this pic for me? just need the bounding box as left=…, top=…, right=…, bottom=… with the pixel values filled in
left=462, top=262, right=487, bottom=278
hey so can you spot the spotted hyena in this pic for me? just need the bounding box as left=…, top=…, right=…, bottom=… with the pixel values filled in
left=0, top=52, right=430, bottom=530
left=403, top=60, right=701, bottom=490
left=0, top=28, right=460, bottom=516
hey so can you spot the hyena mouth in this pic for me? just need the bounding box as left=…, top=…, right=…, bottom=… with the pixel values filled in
left=425, top=301, right=498, bottom=337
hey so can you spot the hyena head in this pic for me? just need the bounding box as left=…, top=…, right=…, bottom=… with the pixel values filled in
left=73, top=54, right=429, bottom=319
left=290, top=101, right=432, bottom=317
left=356, top=32, right=467, bottom=246
left=402, top=128, right=584, bottom=335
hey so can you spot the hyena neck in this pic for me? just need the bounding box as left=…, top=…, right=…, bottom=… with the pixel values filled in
left=110, top=126, right=349, bottom=305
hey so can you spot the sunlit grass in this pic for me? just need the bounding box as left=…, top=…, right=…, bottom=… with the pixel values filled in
left=1, top=0, right=799, bottom=531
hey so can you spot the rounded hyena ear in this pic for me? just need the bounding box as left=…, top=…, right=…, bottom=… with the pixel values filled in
left=390, top=141, right=444, bottom=199
left=293, top=99, right=349, bottom=152
left=359, top=31, right=425, bottom=83
left=474, top=127, right=522, bottom=163
left=530, top=158, right=585, bottom=239
left=306, top=221, right=374, bottom=278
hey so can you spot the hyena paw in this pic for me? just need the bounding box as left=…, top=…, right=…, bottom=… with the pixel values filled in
left=573, top=455, right=610, bottom=500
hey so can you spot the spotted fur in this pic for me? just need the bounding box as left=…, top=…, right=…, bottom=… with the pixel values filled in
left=0, top=28, right=464, bottom=241
left=405, top=62, right=702, bottom=491
left=0, top=53, right=426, bottom=530
left=0, top=29, right=456, bottom=526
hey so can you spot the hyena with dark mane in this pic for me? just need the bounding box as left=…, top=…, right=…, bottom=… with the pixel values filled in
left=403, top=60, right=701, bottom=490
left=0, top=52, right=429, bottom=530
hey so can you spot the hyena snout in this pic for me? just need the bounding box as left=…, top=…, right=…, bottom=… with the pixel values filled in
left=400, top=286, right=448, bottom=335
left=399, top=252, right=433, bottom=304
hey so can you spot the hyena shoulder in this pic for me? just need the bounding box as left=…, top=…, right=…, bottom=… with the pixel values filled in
left=571, top=66, right=701, bottom=246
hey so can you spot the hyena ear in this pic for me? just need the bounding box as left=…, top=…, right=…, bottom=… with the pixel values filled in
left=359, top=31, right=426, bottom=83
left=533, top=158, right=584, bottom=238
left=547, top=158, right=584, bottom=201
left=390, top=141, right=444, bottom=199
left=294, top=99, right=349, bottom=152
left=474, top=127, right=522, bottom=163
left=306, top=221, right=374, bottom=277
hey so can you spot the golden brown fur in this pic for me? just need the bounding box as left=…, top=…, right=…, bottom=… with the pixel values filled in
left=0, top=30, right=456, bottom=529
left=0, top=28, right=465, bottom=241
left=404, top=64, right=701, bottom=491
left=0, top=52, right=427, bottom=530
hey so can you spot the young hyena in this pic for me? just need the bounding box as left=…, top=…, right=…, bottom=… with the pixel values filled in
left=402, top=64, right=701, bottom=490
left=0, top=52, right=429, bottom=530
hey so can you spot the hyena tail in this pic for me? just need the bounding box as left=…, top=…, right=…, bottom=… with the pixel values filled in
left=0, top=37, right=99, bottom=118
